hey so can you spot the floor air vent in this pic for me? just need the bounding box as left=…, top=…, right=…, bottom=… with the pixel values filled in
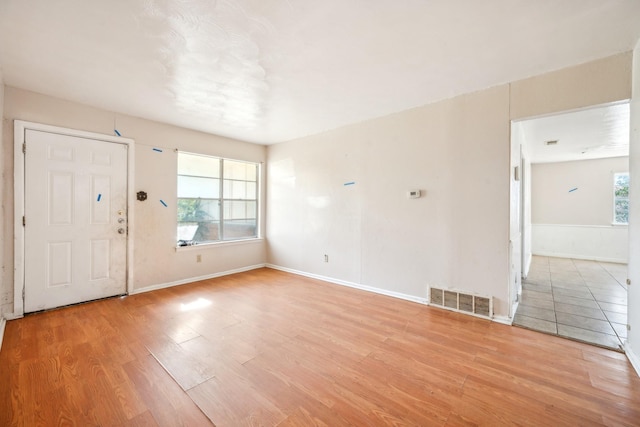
left=429, top=287, right=492, bottom=318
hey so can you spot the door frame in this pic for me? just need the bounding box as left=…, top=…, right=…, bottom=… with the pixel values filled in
left=13, top=120, right=135, bottom=317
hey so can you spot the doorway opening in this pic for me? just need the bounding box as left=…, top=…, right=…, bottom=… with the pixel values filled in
left=510, top=102, right=630, bottom=351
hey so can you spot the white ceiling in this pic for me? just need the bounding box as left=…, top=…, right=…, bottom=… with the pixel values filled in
left=1, top=1, right=639, bottom=144
left=519, top=102, right=630, bottom=164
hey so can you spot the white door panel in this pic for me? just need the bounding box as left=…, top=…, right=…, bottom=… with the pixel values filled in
left=24, top=129, right=128, bottom=312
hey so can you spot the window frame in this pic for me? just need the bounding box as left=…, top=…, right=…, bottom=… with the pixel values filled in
left=177, top=151, right=260, bottom=247
left=613, top=172, right=629, bottom=225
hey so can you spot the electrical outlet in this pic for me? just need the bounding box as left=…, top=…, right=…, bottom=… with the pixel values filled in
left=196, top=254, right=202, bottom=263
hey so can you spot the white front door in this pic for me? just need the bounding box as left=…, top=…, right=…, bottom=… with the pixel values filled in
left=24, top=129, right=128, bottom=312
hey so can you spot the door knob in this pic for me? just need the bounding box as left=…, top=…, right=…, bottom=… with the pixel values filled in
left=117, top=228, right=125, bottom=234
left=118, top=218, right=125, bottom=223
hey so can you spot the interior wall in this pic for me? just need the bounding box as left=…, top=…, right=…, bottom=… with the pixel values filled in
left=1, top=87, right=267, bottom=316
left=267, top=52, right=632, bottom=320
left=532, top=157, right=629, bottom=225
left=627, top=39, right=640, bottom=374
left=530, top=157, right=629, bottom=262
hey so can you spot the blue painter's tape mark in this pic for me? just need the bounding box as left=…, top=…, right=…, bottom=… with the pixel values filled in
left=97, top=194, right=102, bottom=202
left=114, top=129, right=121, bottom=136
left=569, top=187, right=578, bottom=193
left=344, top=181, right=356, bottom=186
left=160, top=199, right=168, bottom=207
left=153, top=148, right=163, bottom=152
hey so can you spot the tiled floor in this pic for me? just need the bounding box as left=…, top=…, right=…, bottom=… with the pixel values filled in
left=513, top=256, right=628, bottom=351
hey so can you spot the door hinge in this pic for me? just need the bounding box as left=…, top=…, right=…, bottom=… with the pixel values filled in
left=22, top=288, right=25, bottom=300
left=627, top=279, right=631, bottom=286
left=22, top=216, right=25, bottom=226
left=22, top=142, right=26, bottom=154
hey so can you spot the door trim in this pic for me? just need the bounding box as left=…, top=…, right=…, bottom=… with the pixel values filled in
left=13, top=120, right=135, bottom=317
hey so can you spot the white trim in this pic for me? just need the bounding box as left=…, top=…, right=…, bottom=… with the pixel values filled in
left=532, top=251, right=627, bottom=264
left=126, top=136, right=136, bottom=296
left=533, top=223, right=628, bottom=229
left=623, top=341, right=640, bottom=378
left=2, top=313, right=23, bottom=321
left=267, top=263, right=426, bottom=305
left=13, top=120, right=135, bottom=317
left=130, top=264, right=266, bottom=295
left=507, top=300, right=520, bottom=326
left=267, top=264, right=518, bottom=324
left=523, top=252, right=532, bottom=278
left=175, top=238, right=264, bottom=252
left=493, top=315, right=514, bottom=326
left=0, top=317, right=6, bottom=352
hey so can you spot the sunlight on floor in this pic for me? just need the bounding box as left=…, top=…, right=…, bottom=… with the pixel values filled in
left=180, top=297, right=212, bottom=311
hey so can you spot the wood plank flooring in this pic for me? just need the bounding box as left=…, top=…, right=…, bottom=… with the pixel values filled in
left=1, top=267, right=639, bottom=426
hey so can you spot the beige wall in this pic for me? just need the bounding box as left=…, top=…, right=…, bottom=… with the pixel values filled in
left=267, top=52, right=633, bottom=320
left=0, top=52, right=633, bottom=321
left=532, top=157, right=629, bottom=225
left=511, top=52, right=632, bottom=120
left=1, top=87, right=267, bottom=317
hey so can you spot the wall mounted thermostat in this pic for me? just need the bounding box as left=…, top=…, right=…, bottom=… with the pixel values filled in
left=407, top=190, right=421, bottom=199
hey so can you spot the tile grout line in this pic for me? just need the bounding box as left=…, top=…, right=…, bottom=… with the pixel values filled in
left=516, top=256, right=625, bottom=351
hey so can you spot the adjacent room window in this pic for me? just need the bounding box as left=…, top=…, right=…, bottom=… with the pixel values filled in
left=613, top=172, right=629, bottom=225
left=177, top=152, right=259, bottom=245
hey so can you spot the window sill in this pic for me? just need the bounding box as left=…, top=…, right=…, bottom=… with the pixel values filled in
left=611, top=223, right=629, bottom=227
left=175, top=238, right=264, bottom=252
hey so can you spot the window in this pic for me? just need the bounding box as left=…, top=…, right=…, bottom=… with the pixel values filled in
left=177, top=152, right=259, bottom=245
left=613, top=172, right=629, bottom=225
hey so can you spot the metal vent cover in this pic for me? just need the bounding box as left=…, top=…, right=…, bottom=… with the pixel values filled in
left=428, top=287, right=492, bottom=319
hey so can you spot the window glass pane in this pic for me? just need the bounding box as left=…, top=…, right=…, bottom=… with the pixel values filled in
left=613, top=173, right=629, bottom=224
left=224, top=200, right=256, bottom=220
left=615, top=199, right=629, bottom=224
left=223, top=179, right=250, bottom=199
left=247, top=181, right=257, bottom=197
left=222, top=220, right=257, bottom=240
left=178, top=176, right=220, bottom=198
left=178, top=153, right=220, bottom=177
left=614, top=174, right=629, bottom=197
left=177, top=152, right=259, bottom=245
left=177, top=198, right=220, bottom=222
left=224, top=159, right=257, bottom=181
left=178, top=221, right=220, bottom=242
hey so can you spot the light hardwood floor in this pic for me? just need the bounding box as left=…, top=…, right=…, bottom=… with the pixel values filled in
left=1, top=268, right=639, bottom=426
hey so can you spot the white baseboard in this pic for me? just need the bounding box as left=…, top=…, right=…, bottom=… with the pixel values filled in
left=624, top=341, right=640, bottom=378
left=0, top=317, right=6, bottom=352
left=493, top=315, right=513, bottom=326
left=3, top=312, right=23, bottom=321
left=266, top=264, right=515, bottom=324
left=532, top=252, right=627, bottom=264
left=130, top=264, right=267, bottom=295
left=523, top=253, right=532, bottom=278
left=266, top=264, right=428, bottom=305
left=503, top=299, right=520, bottom=326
